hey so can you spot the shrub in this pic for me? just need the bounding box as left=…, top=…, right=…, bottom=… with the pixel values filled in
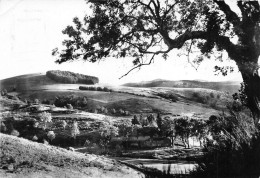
left=103, top=87, right=109, bottom=92
left=119, top=109, right=125, bottom=115
left=32, top=135, right=38, bottom=141
left=67, top=104, right=73, bottom=110
left=33, top=122, right=39, bottom=128
left=192, top=92, right=207, bottom=104
left=10, top=129, right=20, bottom=137
left=111, top=108, right=116, bottom=114
left=34, top=99, right=40, bottom=104
left=54, top=95, right=88, bottom=108
left=43, top=139, right=49, bottom=145
left=89, top=86, right=96, bottom=91
left=157, top=93, right=178, bottom=102
left=79, top=86, right=89, bottom=90
left=97, top=87, right=103, bottom=91
left=0, top=122, right=7, bottom=133
left=210, top=92, right=215, bottom=98
left=47, top=131, right=56, bottom=142
left=84, top=139, right=91, bottom=146
left=209, top=101, right=218, bottom=109
left=124, top=110, right=130, bottom=116
left=42, top=99, right=51, bottom=105
left=192, top=114, right=259, bottom=177
left=1, top=89, right=7, bottom=96
left=103, top=108, right=108, bottom=114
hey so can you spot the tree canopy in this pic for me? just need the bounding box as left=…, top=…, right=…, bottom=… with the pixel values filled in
left=53, top=0, right=260, bottom=124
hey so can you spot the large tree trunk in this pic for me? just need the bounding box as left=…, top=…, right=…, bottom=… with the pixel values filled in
left=237, top=61, right=260, bottom=125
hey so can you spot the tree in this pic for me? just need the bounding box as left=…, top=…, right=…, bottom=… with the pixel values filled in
left=47, top=131, right=56, bottom=143
left=147, top=114, right=156, bottom=126
left=67, top=104, right=73, bottom=110
left=1, top=89, right=7, bottom=96
left=161, top=116, right=176, bottom=147
left=139, top=114, right=148, bottom=127
left=38, top=112, right=52, bottom=130
left=175, top=117, right=193, bottom=148
left=71, top=121, right=80, bottom=140
left=132, top=115, right=140, bottom=125
left=190, top=119, right=207, bottom=147
left=54, top=0, right=260, bottom=124
left=111, top=108, right=116, bottom=114
left=156, top=113, right=163, bottom=133
left=118, top=122, right=132, bottom=138
left=98, top=121, right=119, bottom=150
left=61, top=120, right=67, bottom=130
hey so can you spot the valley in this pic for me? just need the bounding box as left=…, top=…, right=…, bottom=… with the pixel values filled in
left=0, top=72, right=243, bottom=177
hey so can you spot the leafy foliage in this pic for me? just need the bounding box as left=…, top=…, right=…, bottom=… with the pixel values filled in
left=54, top=0, right=260, bottom=123
left=174, top=117, right=193, bottom=148
left=193, top=114, right=260, bottom=177
left=38, top=112, right=52, bottom=130
left=98, top=121, right=119, bottom=149
left=54, top=95, right=88, bottom=108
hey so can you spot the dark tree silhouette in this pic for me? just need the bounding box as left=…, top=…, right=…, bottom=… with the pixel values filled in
left=54, top=0, right=260, bottom=124
left=132, top=115, right=140, bottom=125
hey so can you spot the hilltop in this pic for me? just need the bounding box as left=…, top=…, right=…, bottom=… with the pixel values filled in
left=0, top=71, right=99, bottom=92
left=123, top=79, right=240, bottom=94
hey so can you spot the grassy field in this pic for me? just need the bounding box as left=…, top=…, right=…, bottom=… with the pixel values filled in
left=0, top=73, right=229, bottom=119
left=0, top=133, right=143, bottom=178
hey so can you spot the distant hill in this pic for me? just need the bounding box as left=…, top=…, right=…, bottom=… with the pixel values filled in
left=0, top=71, right=99, bottom=92
left=0, top=73, right=56, bottom=92
left=123, top=79, right=241, bottom=94
left=46, top=70, right=99, bottom=84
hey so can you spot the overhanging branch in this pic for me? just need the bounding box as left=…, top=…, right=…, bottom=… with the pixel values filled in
left=119, top=53, right=156, bottom=79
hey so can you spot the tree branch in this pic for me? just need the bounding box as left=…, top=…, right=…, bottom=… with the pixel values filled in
left=187, top=40, right=200, bottom=70
left=213, top=0, right=241, bottom=27
left=119, top=54, right=156, bottom=79
left=163, top=2, right=178, bottom=19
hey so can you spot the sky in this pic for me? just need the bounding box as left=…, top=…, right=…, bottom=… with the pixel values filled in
left=0, top=0, right=245, bottom=85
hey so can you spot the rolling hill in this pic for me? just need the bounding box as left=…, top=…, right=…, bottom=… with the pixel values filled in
left=0, top=73, right=56, bottom=91
left=0, top=71, right=99, bottom=92
left=0, top=133, right=142, bottom=178
left=123, top=79, right=241, bottom=94
left=0, top=72, right=231, bottom=118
